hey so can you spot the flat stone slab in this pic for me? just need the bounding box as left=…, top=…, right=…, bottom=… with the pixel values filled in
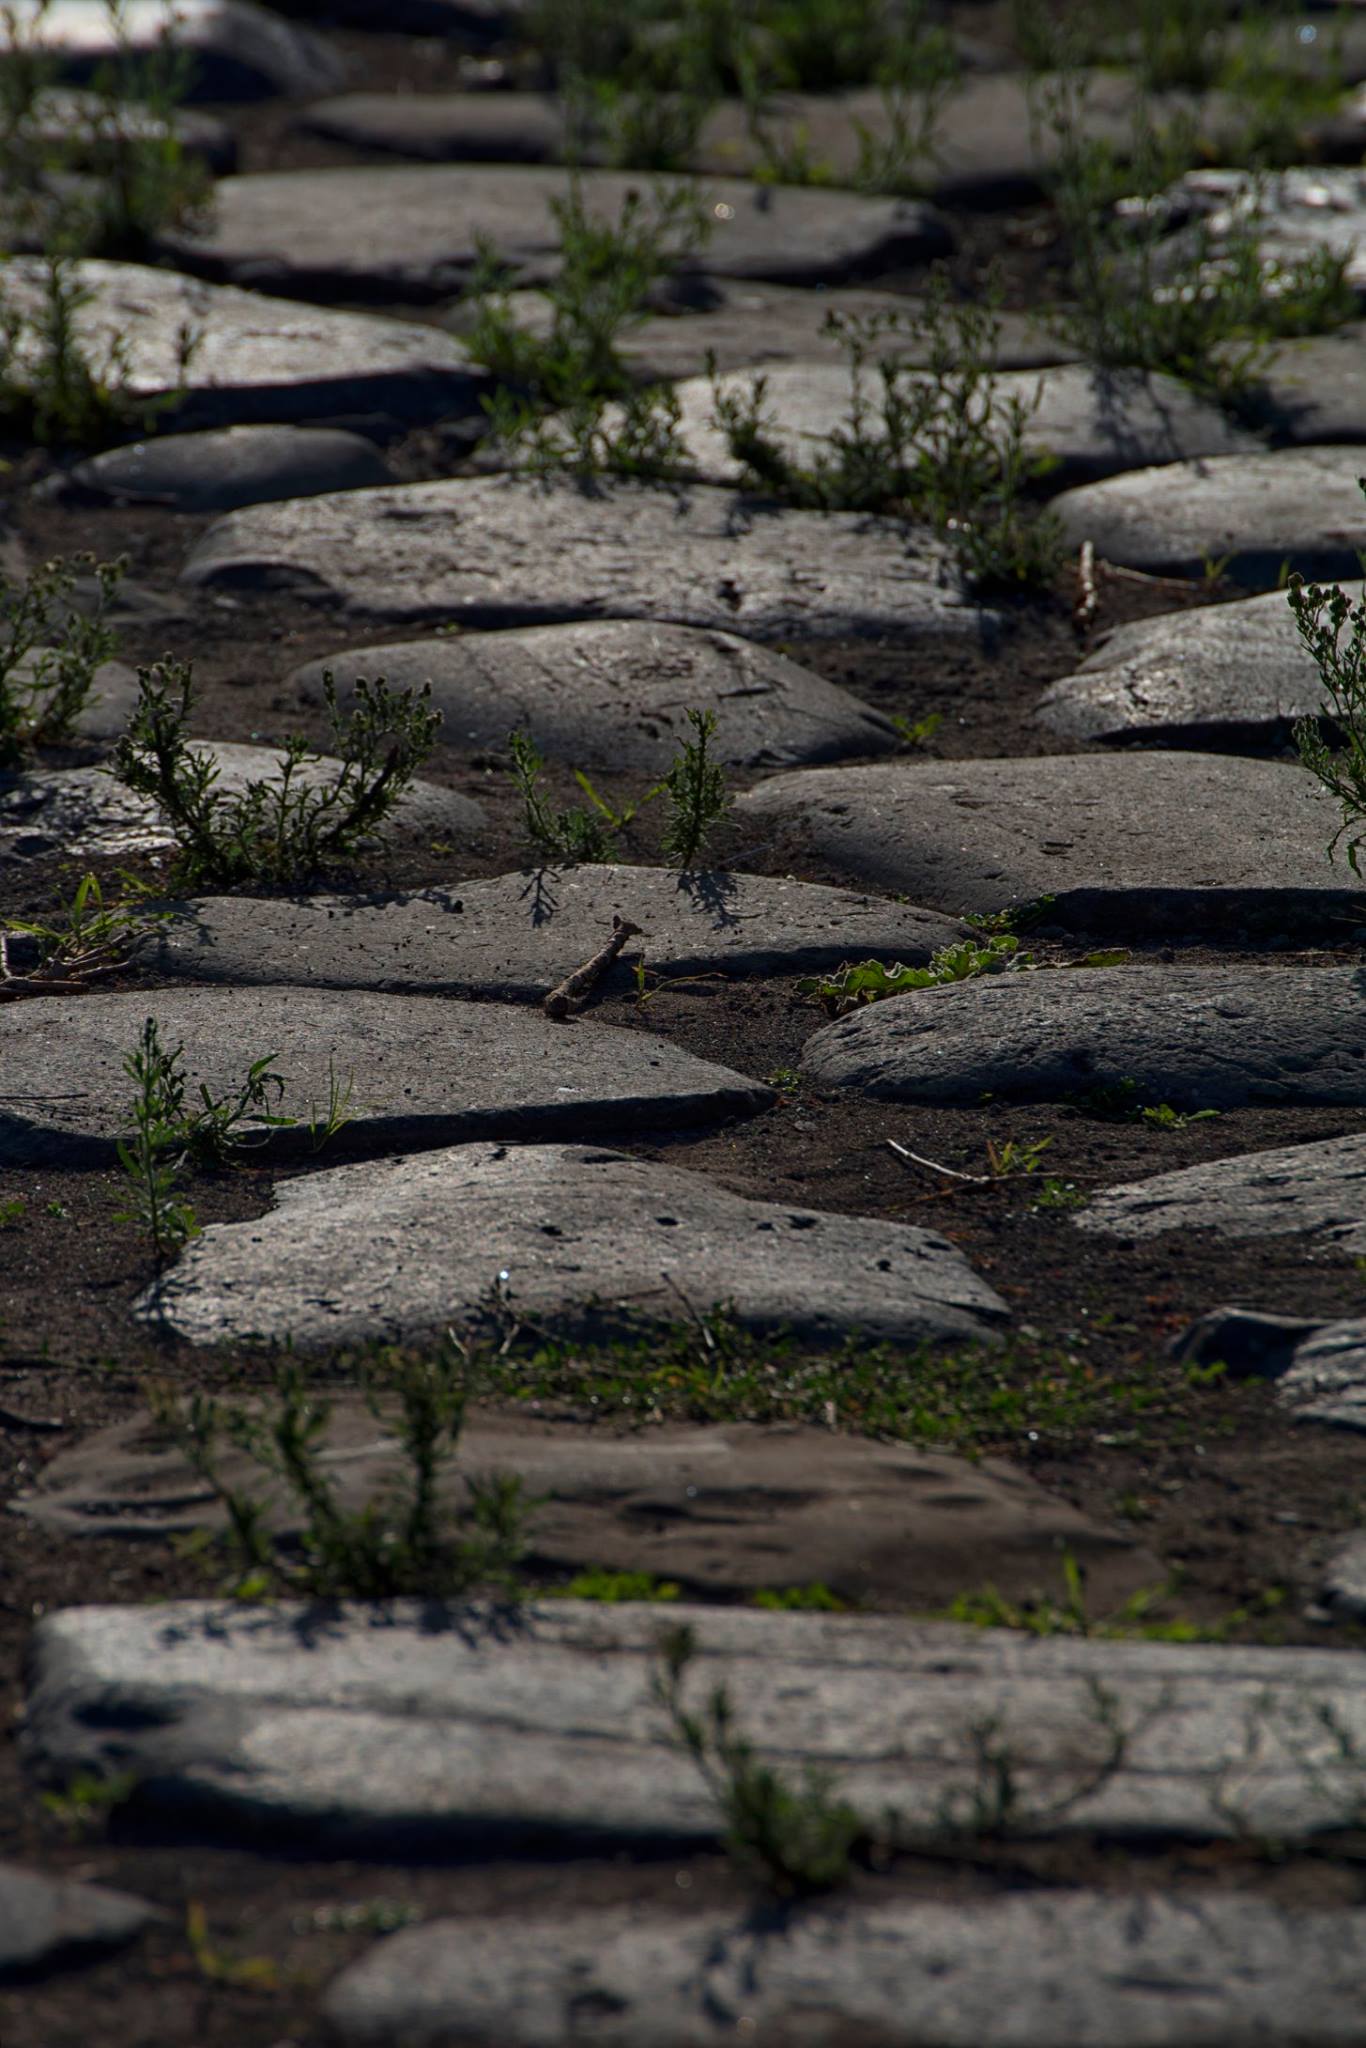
left=0, top=1861, right=164, bottom=1982
left=56, top=425, right=393, bottom=513
left=0, top=259, right=490, bottom=432
left=160, top=166, right=950, bottom=303
left=658, top=363, right=1257, bottom=494
left=323, top=1893, right=1366, bottom=2048
left=23, top=1600, right=1366, bottom=1851
left=0, top=741, right=483, bottom=861
left=182, top=477, right=986, bottom=642
left=0, top=995, right=770, bottom=1170
left=1052, top=448, right=1366, bottom=588
left=3, top=0, right=345, bottom=100
left=1078, top=1131, right=1366, bottom=1255
left=733, top=753, right=1343, bottom=934
left=140, top=1140, right=1005, bottom=1349
left=288, top=621, right=898, bottom=771
left=17, top=1411, right=1154, bottom=1611
left=1036, top=591, right=1323, bottom=747
left=803, top=964, right=1366, bottom=1109
left=1242, top=325, right=1366, bottom=445
left=140, top=868, right=967, bottom=999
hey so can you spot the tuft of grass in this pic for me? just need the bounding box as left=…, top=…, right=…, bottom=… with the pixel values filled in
left=944, top=1551, right=1287, bottom=1644
left=1, top=871, right=161, bottom=1002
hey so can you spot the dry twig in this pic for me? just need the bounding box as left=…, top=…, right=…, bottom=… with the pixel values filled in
left=543, top=915, right=644, bottom=1020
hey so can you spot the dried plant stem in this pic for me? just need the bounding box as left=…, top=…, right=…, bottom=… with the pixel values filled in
left=543, top=915, right=644, bottom=1020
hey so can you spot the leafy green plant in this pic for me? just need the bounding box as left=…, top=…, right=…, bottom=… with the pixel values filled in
left=945, top=1552, right=1285, bottom=1645
left=658, top=706, right=728, bottom=869
left=551, top=1567, right=682, bottom=1602
left=111, top=660, right=441, bottom=889
left=888, top=709, right=941, bottom=750
left=184, top=1902, right=281, bottom=1994
left=654, top=1621, right=867, bottom=1895
left=1031, top=1177, right=1088, bottom=1212
left=1067, top=1076, right=1219, bottom=1127
left=752, top=1581, right=846, bottom=1612
left=1139, top=1102, right=1220, bottom=1131
left=507, top=725, right=626, bottom=864
left=114, top=1016, right=201, bottom=1265
left=0, top=1195, right=26, bottom=1227
left=0, top=553, right=121, bottom=765
left=984, top=1134, right=1053, bottom=1179
left=798, top=934, right=1023, bottom=1015
left=1, top=871, right=160, bottom=1002
left=1290, top=545, right=1366, bottom=873
left=40, top=1768, right=138, bottom=1836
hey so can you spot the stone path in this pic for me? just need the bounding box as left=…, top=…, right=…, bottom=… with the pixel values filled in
left=139, top=1140, right=1006, bottom=1349
left=734, top=753, right=1342, bottom=932
left=53, top=424, right=394, bottom=512
left=289, top=620, right=898, bottom=769
left=181, top=475, right=985, bottom=639
left=0, top=992, right=772, bottom=1167
left=1077, top=1131, right=1366, bottom=1253
left=139, top=868, right=966, bottom=998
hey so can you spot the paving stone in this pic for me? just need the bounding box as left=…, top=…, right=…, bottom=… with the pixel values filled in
left=288, top=621, right=898, bottom=771
left=1320, top=1531, right=1366, bottom=1621
left=139, top=1139, right=1005, bottom=1349
left=1035, top=591, right=1322, bottom=747
left=656, top=362, right=1258, bottom=493
left=1078, top=1131, right=1366, bottom=1255
left=23, top=1599, right=1366, bottom=1851
left=181, top=476, right=987, bottom=641
left=0, top=259, right=489, bottom=432
left=0, top=1861, right=165, bottom=1982
left=17, top=1410, right=1156, bottom=1611
left=733, top=753, right=1341, bottom=933
left=323, top=1893, right=1366, bottom=2048
left=139, top=867, right=967, bottom=999
left=2, top=0, right=346, bottom=100
left=0, top=997, right=770, bottom=1170
left=0, top=741, right=483, bottom=862
left=1052, top=447, right=1366, bottom=587
left=159, top=166, right=951, bottom=302
left=1169, top=1305, right=1327, bottom=1381
left=1240, top=325, right=1366, bottom=445
left=1172, top=1305, right=1366, bottom=1433
left=54, top=425, right=393, bottom=513
left=298, top=88, right=568, bottom=162
left=1161, top=166, right=1366, bottom=298
left=803, top=963, right=1366, bottom=1109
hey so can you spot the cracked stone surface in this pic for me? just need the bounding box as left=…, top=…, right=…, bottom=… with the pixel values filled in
left=137, top=1140, right=1006, bottom=1350
left=181, top=476, right=989, bottom=641
left=56, top=425, right=393, bottom=513
left=0, top=993, right=771, bottom=1168
left=802, top=964, right=1366, bottom=1109
left=733, top=752, right=1340, bottom=933
left=1051, top=447, right=1366, bottom=587
left=159, top=165, right=950, bottom=301
left=139, top=867, right=967, bottom=999
left=22, top=1599, right=1366, bottom=1851
left=288, top=620, right=898, bottom=770
left=16, top=1410, right=1157, bottom=1611
left=0, top=741, right=483, bottom=862
left=1078, top=1131, right=1366, bottom=1256
left=0, top=1861, right=165, bottom=1983
left=2, top=0, right=346, bottom=100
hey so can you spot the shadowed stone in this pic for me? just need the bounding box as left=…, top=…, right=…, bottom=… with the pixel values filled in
left=140, top=867, right=968, bottom=999
left=0, top=259, right=491, bottom=431
left=1036, top=592, right=1323, bottom=747
left=160, top=165, right=950, bottom=303
left=18, top=1410, right=1157, bottom=1611
left=1240, top=326, right=1366, bottom=445
left=733, top=753, right=1342, bottom=934
left=1170, top=1306, right=1327, bottom=1382
left=1052, top=448, right=1366, bottom=587
left=272, top=0, right=519, bottom=35
left=288, top=621, right=898, bottom=770
left=0, top=995, right=771, bottom=1169
left=137, top=1140, right=1005, bottom=1349
left=1078, top=1132, right=1366, bottom=1254
left=323, top=1894, right=1366, bottom=2048
left=181, top=477, right=989, bottom=642
left=23, top=1599, right=1366, bottom=1852
left=657, top=362, right=1257, bottom=493
left=55, top=425, right=392, bottom=513
left=0, top=742, right=483, bottom=862
left=803, top=964, right=1366, bottom=1109
left=1, top=0, right=345, bottom=100
left=1173, top=1305, right=1366, bottom=1434
left=0, top=1862, right=165, bottom=1982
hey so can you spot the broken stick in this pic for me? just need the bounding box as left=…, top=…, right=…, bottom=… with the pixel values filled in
left=543, top=915, right=644, bottom=1020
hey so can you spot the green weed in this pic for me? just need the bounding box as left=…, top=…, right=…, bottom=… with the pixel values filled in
left=114, top=1016, right=201, bottom=1265
left=507, top=725, right=628, bottom=864
left=0, top=553, right=121, bottom=765
left=888, top=709, right=941, bottom=750
left=798, top=934, right=1023, bottom=1016
left=0, top=1195, right=25, bottom=1226
left=552, top=1567, right=682, bottom=1602
left=1290, top=540, right=1366, bottom=873
left=40, top=1768, right=138, bottom=1836
left=752, top=1581, right=846, bottom=1611
left=1, top=870, right=162, bottom=999
left=945, top=1553, right=1286, bottom=1645
left=658, top=706, right=729, bottom=869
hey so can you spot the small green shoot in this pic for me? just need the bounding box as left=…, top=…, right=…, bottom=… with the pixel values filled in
left=551, top=1567, right=682, bottom=1602
left=658, top=706, right=728, bottom=869
left=798, top=934, right=1022, bottom=1015
left=0, top=553, right=121, bottom=766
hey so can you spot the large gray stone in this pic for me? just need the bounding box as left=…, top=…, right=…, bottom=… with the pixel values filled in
left=657, top=362, right=1257, bottom=494
left=803, top=964, right=1366, bottom=1109
left=137, top=1140, right=1005, bottom=1349
left=0, top=259, right=490, bottom=432
left=17, top=1410, right=1155, bottom=1610
left=1077, top=1131, right=1366, bottom=1254
left=139, top=868, right=967, bottom=999
left=0, top=1861, right=164, bottom=1982
left=23, top=1599, right=1366, bottom=1850
left=0, top=741, right=483, bottom=862
left=323, top=1894, right=1366, bottom=2048
left=0, top=994, right=771, bottom=1169
left=288, top=621, right=898, bottom=770
left=57, top=425, right=393, bottom=513
left=1, top=0, right=345, bottom=100
left=1052, top=447, right=1366, bottom=587
left=733, top=753, right=1342, bottom=933
left=181, top=477, right=987, bottom=642
left=160, top=166, right=950, bottom=302
left=1172, top=1304, right=1366, bottom=1433
left=1036, top=591, right=1323, bottom=747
